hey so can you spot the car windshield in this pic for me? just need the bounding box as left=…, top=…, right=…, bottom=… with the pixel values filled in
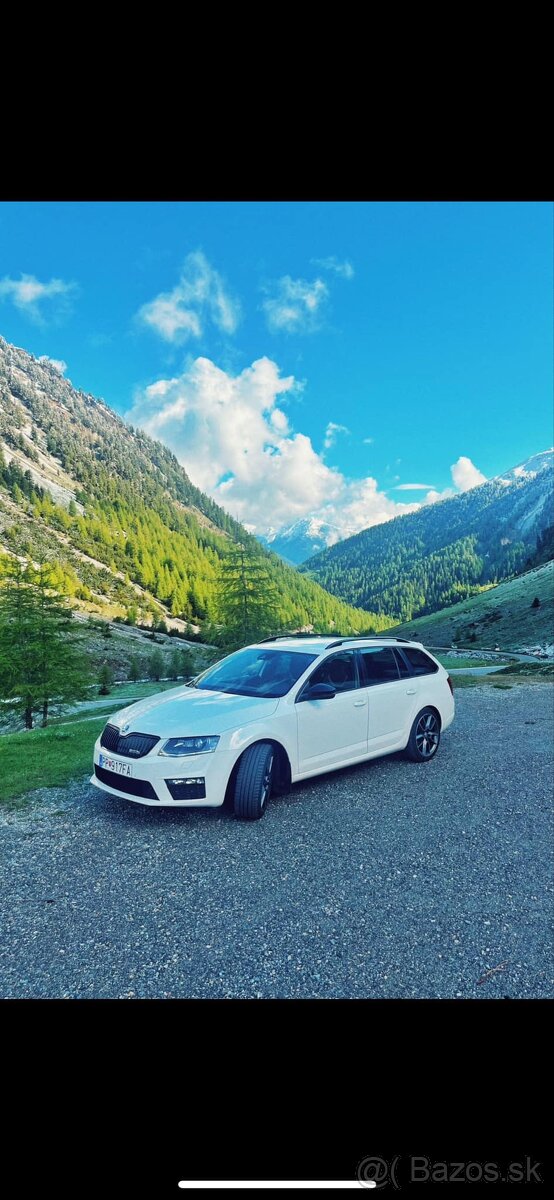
left=192, top=648, right=317, bottom=698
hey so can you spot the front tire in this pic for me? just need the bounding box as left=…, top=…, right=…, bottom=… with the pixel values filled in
left=233, top=742, right=275, bottom=820
left=405, top=708, right=441, bottom=762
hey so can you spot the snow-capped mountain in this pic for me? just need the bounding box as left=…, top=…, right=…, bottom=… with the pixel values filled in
left=258, top=517, right=357, bottom=565
left=494, top=448, right=554, bottom=486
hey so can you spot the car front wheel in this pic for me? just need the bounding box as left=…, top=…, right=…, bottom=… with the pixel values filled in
left=233, top=742, right=275, bottom=820
left=405, top=708, right=441, bottom=762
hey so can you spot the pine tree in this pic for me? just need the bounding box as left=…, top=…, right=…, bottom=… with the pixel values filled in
left=148, top=648, right=164, bottom=681
left=216, top=541, right=280, bottom=650
left=0, top=557, right=91, bottom=728
left=179, top=648, right=195, bottom=678
left=169, top=649, right=181, bottom=680
left=128, top=655, right=141, bottom=682
left=98, top=664, right=114, bottom=694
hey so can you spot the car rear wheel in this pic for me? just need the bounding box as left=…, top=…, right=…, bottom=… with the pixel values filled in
left=405, top=707, right=441, bottom=762
left=233, top=742, right=275, bottom=820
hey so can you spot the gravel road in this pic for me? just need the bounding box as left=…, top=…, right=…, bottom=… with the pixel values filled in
left=1, top=686, right=552, bottom=999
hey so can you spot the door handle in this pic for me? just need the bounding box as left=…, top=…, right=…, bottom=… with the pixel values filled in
left=406, top=689, right=417, bottom=695
left=353, top=700, right=366, bottom=707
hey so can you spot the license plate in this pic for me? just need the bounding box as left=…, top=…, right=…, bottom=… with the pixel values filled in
left=99, top=753, right=133, bottom=777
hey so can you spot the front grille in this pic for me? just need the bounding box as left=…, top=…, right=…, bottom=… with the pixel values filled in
left=100, top=723, right=160, bottom=758
left=166, top=777, right=206, bottom=801
left=94, top=764, right=158, bottom=800
left=100, top=723, right=120, bottom=752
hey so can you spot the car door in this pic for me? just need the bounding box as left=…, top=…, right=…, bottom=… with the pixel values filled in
left=357, top=647, right=417, bottom=751
left=295, top=650, right=368, bottom=773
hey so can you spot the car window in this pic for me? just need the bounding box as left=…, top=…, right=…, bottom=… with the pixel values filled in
left=306, top=650, right=358, bottom=693
left=194, top=648, right=317, bottom=697
left=393, top=648, right=411, bottom=678
left=402, top=647, right=438, bottom=675
left=358, top=647, right=401, bottom=686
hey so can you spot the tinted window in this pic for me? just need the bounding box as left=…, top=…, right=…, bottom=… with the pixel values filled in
left=194, top=648, right=316, bottom=697
left=393, top=648, right=411, bottom=679
left=359, top=647, right=400, bottom=686
left=402, top=647, right=438, bottom=675
left=307, top=651, right=358, bottom=693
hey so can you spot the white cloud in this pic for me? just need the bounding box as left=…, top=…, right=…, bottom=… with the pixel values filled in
left=393, top=482, right=436, bottom=491
left=394, top=456, right=486, bottom=504
left=38, top=355, right=67, bottom=375
left=363, top=437, right=374, bottom=445
left=127, top=355, right=491, bottom=544
left=425, top=487, right=456, bottom=505
left=324, top=421, right=349, bottom=450
left=126, top=356, right=423, bottom=538
left=312, top=255, right=354, bottom=279
left=262, top=276, right=328, bottom=333
left=0, top=273, right=76, bottom=324
left=138, top=250, right=241, bottom=343
left=320, top=477, right=420, bottom=538
left=451, top=455, right=487, bottom=492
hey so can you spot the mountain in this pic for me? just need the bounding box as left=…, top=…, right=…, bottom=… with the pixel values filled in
left=0, top=336, right=391, bottom=636
left=299, top=450, right=554, bottom=623
left=258, top=516, right=357, bottom=565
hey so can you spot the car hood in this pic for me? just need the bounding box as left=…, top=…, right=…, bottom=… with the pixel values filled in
left=107, top=685, right=280, bottom=737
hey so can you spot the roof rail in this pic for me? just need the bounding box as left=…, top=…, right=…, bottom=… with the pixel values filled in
left=258, top=632, right=327, bottom=643
left=324, top=635, right=412, bottom=649
left=258, top=632, right=414, bottom=648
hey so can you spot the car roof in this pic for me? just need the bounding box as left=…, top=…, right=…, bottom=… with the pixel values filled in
left=251, top=636, right=426, bottom=653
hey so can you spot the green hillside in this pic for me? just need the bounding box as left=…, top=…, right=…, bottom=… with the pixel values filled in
left=300, top=456, right=553, bottom=623
left=0, top=336, right=389, bottom=638
left=387, top=560, right=554, bottom=652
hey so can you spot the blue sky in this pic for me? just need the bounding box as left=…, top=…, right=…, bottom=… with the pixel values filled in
left=0, top=200, right=552, bottom=538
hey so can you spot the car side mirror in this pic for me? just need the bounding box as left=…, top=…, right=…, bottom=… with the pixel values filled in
left=302, top=682, right=336, bottom=701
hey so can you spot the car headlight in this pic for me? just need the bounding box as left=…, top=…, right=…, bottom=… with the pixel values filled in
left=158, top=735, right=220, bottom=756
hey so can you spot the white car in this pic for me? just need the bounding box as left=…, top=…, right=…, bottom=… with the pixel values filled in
left=91, top=635, right=455, bottom=820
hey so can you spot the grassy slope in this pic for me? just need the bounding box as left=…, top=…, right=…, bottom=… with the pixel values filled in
left=1, top=716, right=106, bottom=803
left=1, top=680, right=194, bottom=802
left=387, top=560, right=554, bottom=651
left=70, top=620, right=214, bottom=680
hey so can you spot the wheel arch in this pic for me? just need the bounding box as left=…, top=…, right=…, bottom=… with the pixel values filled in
left=223, top=737, right=292, bottom=808
left=418, top=702, right=442, bottom=728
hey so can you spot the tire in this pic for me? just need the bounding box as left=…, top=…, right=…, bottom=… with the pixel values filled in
left=233, top=741, right=275, bottom=820
left=405, top=707, right=441, bottom=762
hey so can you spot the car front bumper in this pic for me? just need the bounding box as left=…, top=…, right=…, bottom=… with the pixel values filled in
left=90, top=737, right=235, bottom=807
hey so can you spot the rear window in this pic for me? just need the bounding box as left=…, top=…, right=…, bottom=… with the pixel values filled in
left=402, top=647, right=438, bottom=675
left=359, top=647, right=400, bottom=686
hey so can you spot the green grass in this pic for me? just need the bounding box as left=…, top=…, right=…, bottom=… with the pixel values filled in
left=0, top=679, right=195, bottom=804
left=496, top=660, right=554, bottom=678
left=0, top=716, right=106, bottom=805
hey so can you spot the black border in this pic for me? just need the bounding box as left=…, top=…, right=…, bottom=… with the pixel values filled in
left=6, top=997, right=552, bottom=1193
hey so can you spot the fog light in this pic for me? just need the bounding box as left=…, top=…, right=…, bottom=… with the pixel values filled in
left=166, top=777, right=206, bottom=800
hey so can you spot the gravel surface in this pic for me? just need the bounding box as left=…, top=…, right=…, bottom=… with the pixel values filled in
left=1, top=686, right=553, bottom=999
